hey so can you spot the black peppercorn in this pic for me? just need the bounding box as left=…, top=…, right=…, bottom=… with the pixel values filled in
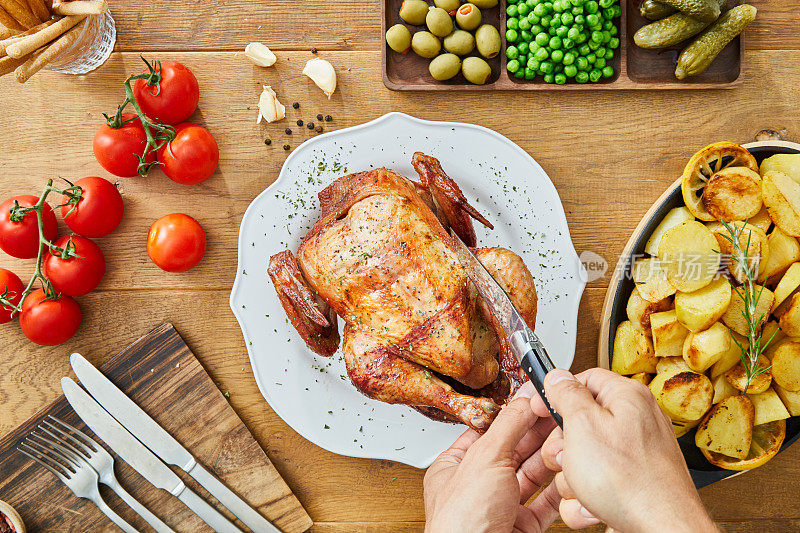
left=283, top=144, right=290, bottom=151
left=311, top=47, right=318, bottom=54
left=316, top=114, right=323, bottom=121
left=307, top=122, right=315, bottom=130
left=315, top=126, right=323, bottom=133
left=264, top=138, right=271, bottom=145
left=292, top=102, right=300, bottom=109
left=296, top=119, right=304, bottom=126
left=285, top=128, right=292, bottom=134
left=325, top=115, right=333, bottom=122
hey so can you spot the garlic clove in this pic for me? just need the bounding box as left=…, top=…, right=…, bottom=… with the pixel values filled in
left=245, top=42, right=277, bottom=67
left=302, top=57, right=337, bottom=99
left=257, top=86, right=285, bottom=124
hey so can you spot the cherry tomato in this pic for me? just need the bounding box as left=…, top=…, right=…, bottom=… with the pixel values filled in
left=19, top=289, right=81, bottom=346
left=43, top=236, right=106, bottom=297
left=93, top=114, right=155, bottom=178
left=157, top=123, right=219, bottom=185
left=61, top=177, right=124, bottom=238
left=0, top=195, right=58, bottom=259
left=0, top=268, right=24, bottom=324
left=147, top=213, right=206, bottom=272
left=133, top=61, right=199, bottom=125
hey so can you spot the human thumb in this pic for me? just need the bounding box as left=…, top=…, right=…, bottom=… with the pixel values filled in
left=544, top=369, right=599, bottom=420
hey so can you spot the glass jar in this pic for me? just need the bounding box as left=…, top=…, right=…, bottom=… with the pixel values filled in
left=46, top=11, right=116, bottom=74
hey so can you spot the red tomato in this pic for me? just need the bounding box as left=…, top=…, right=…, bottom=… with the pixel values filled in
left=61, top=177, right=124, bottom=238
left=19, top=289, right=81, bottom=346
left=0, top=268, right=24, bottom=324
left=0, top=195, right=58, bottom=259
left=157, top=123, right=219, bottom=185
left=43, top=236, right=106, bottom=297
left=93, top=114, right=155, bottom=178
left=133, top=61, right=199, bottom=125
left=147, top=213, right=206, bottom=272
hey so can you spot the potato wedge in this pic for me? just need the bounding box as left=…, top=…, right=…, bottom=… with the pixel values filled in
left=644, top=206, right=694, bottom=256
left=658, top=221, right=721, bottom=293
left=749, top=205, right=773, bottom=234
left=626, top=287, right=671, bottom=335
left=612, top=320, right=657, bottom=375
left=762, top=171, right=800, bottom=237
left=683, top=322, right=731, bottom=373
left=771, top=340, right=800, bottom=392
left=650, top=370, right=713, bottom=423
left=774, top=383, right=800, bottom=416
left=674, top=277, right=731, bottom=333
left=773, top=263, right=800, bottom=315
left=712, top=373, right=738, bottom=404
left=760, top=154, right=800, bottom=183
left=631, top=372, right=652, bottom=386
left=721, top=285, right=774, bottom=336
left=710, top=330, right=747, bottom=379
left=673, top=419, right=701, bottom=438
left=702, top=166, right=762, bottom=222
left=725, top=354, right=772, bottom=394
left=656, top=355, right=691, bottom=375
left=778, top=293, right=800, bottom=337
left=632, top=258, right=677, bottom=303
left=695, top=395, right=754, bottom=460
left=651, top=310, right=690, bottom=358
left=748, top=387, right=791, bottom=425
left=761, top=321, right=787, bottom=361
left=709, top=222, right=769, bottom=283
left=759, top=228, right=800, bottom=285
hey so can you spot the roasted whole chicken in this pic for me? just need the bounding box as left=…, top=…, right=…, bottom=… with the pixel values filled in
left=268, top=153, right=538, bottom=431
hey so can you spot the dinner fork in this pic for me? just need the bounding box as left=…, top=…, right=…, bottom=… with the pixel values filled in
left=18, top=430, right=138, bottom=533
left=41, top=417, right=175, bottom=533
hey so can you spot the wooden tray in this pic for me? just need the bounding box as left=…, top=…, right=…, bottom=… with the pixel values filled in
left=0, top=323, right=313, bottom=532
left=382, top=0, right=744, bottom=90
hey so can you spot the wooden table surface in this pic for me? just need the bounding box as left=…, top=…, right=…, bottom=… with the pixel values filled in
left=1, top=1, right=799, bottom=531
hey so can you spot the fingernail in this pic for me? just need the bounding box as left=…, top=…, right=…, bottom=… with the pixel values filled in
left=546, top=369, right=575, bottom=386
left=579, top=506, right=596, bottom=519
left=513, top=380, right=535, bottom=400
left=555, top=451, right=562, bottom=467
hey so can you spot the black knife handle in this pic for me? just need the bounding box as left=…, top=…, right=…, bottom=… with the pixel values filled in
left=512, top=329, right=563, bottom=428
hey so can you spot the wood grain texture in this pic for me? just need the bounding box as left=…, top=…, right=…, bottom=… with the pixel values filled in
left=0, top=324, right=312, bottom=532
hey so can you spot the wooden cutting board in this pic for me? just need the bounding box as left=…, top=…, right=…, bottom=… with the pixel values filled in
left=0, top=323, right=312, bottom=533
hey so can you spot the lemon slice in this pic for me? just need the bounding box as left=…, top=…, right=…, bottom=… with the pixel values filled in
left=681, top=142, right=759, bottom=221
left=701, top=419, right=786, bottom=471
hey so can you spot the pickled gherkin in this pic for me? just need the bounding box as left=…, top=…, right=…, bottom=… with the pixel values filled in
left=634, top=0, right=726, bottom=49
left=657, top=0, right=720, bottom=23
left=676, top=4, right=756, bottom=79
left=639, top=0, right=677, bottom=21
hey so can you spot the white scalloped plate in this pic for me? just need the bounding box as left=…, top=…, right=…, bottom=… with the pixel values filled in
left=230, top=112, right=585, bottom=468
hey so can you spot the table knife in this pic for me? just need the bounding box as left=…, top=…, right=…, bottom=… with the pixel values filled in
left=450, top=231, right=563, bottom=427
left=61, top=377, right=244, bottom=533
left=70, top=353, right=279, bottom=533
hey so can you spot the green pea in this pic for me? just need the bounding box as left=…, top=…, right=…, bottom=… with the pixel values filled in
left=571, top=6, right=582, bottom=16
left=524, top=67, right=536, bottom=79
left=594, top=57, right=606, bottom=69
left=507, top=4, right=519, bottom=16
left=574, top=13, right=585, bottom=25
left=595, top=46, right=607, bottom=58
left=602, top=7, right=615, bottom=19
left=551, top=49, right=564, bottom=62
left=561, top=12, right=574, bottom=25
left=540, top=15, right=550, bottom=27
left=587, top=39, right=600, bottom=50
left=518, top=54, right=528, bottom=66
left=604, top=49, right=614, bottom=60
left=506, top=29, right=519, bottom=42
left=564, top=64, right=577, bottom=77
left=520, top=30, right=533, bottom=41
left=534, top=47, right=549, bottom=60
left=589, top=68, right=601, bottom=82
left=526, top=0, right=536, bottom=6
left=585, top=1, right=598, bottom=13
left=517, top=3, right=530, bottom=15
left=599, top=0, right=613, bottom=7
left=527, top=57, right=540, bottom=70
left=548, top=27, right=557, bottom=36
left=506, top=46, right=519, bottom=59
left=540, top=60, right=554, bottom=73
left=567, top=27, right=580, bottom=41
left=586, top=52, right=596, bottom=63
left=528, top=13, right=541, bottom=24
left=507, top=59, right=521, bottom=73
left=507, top=17, right=519, bottom=30
left=549, top=35, right=562, bottom=48
left=602, top=65, right=614, bottom=78
left=515, top=69, right=525, bottom=78
left=554, top=73, right=567, bottom=84
left=556, top=26, right=568, bottom=37
left=533, top=3, right=547, bottom=16
left=576, top=70, right=589, bottom=83
left=543, top=73, right=555, bottom=83
left=601, top=29, right=612, bottom=42
left=609, top=37, right=619, bottom=49
left=518, top=18, right=532, bottom=31
left=578, top=44, right=590, bottom=55
left=576, top=56, right=589, bottom=70
left=587, top=14, right=600, bottom=27
left=531, top=24, right=544, bottom=34
left=562, top=37, right=574, bottom=49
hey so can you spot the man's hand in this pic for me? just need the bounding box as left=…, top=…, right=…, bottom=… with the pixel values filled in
left=424, top=382, right=560, bottom=533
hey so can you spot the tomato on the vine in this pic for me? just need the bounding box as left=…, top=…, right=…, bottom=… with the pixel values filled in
left=62, top=177, right=124, bottom=238
left=93, top=114, right=155, bottom=178
left=147, top=213, right=206, bottom=272
left=43, top=236, right=106, bottom=297
left=19, top=289, right=81, bottom=346
left=0, top=268, right=24, bottom=324
left=157, top=123, right=219, bottom=185
left=0, top=195, right=58, bottom=259
left=133, top=61, right=199, bottom=125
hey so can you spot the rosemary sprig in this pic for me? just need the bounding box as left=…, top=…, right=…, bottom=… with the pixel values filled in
left=716, top=220, right=775, bottom=393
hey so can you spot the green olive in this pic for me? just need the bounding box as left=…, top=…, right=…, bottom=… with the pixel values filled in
left=411, top=31, right=442, bottom=59
left=385, top=24, right=412, bottom=54
left=462, top=56, right=491, bottom=84
left=474, top=24, right=501, bottom=58
left=443, top=29, right=475, bottom=55
left=434, top=0, right=460, bottom=12
left=426, top=6, right=454, bottom=38
left=429, top=53, right=462, bottom=81
left=456, top=3, right=482, bottom=31
left=471, top=0, right=499, bottom=7
left=399, top=0, right=428, bottom=25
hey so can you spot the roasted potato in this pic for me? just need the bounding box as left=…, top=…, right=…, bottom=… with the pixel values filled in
left=702, top=166, right=762, bottom=222
left=673, top=419, right=701, bottom=438
left=656, top=355, right=691, bottom=375
left=683, top=322, right=731, bottom=373
left=749, top=388, right=791, bottom=425
left=726, top=354, right=772, bottom=394
left=644, top=206, right=694, bottom=256
left=778, top=293, right=800, bottom=337
left=761, top=321, right=787, bottom=360
left=695, top=395, right=754, bottom=460
left=658, top=221, right=721, bottom=293
left=651, top=310, right=690, bottom=358
left=771, top=340, right=800, bottom=392
left=721, top=285, right=774, bottom=336
left=773, top=263, right=800, bottom=315
left=632, top=258, right=677, bottom=303
left=749, top=205, right=774, bottom=234
left=627, top=287, right=672, bottom=335
left=760, top=153, right=800, bottom=183
left=762, top=171, right=800, bottom=237
left=759, top=228, right=800, bottom=285
left=712, top=373, right=738, bottom=404
left=674, top=277, right=731, bottom=332
left=650, top=370, right=713, bottom=423
left=710, top=330, right=747, bottom=379
left=709, top=222, right=769, bottom=283
left=612, top=320, right=657, bottom=375
left=631, top=372, right=653, bottom=386
left=774, top=383, right=800, bottom=416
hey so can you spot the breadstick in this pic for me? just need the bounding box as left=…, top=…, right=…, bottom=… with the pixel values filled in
left=0, top=0, right=39, bottom=28
left=0, top=51, right=26, bottom=75
left=0, top=18, right=55, bottom=54
left=52, top=0, right=106, bottom=15
left=0, top=23, right=21, bottom=38
left=5, top=13, right=82, bottom=57
left=25, top=0, right=50, bottom=22
left=0, top=6, right=24, bottom=30
left=15, top=17, right=83, bottom=82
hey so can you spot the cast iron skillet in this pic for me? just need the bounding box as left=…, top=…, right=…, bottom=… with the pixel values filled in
left=598, top=141, right=800, bottom=488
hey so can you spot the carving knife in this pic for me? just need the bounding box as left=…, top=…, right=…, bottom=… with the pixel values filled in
left=449, top=230, right=563, bottom=428
left=69, top=353, right=279, bottom=533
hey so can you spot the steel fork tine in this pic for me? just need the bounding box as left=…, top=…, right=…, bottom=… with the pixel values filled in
left=18, top=443, right=70, bottom=478
left=30, top=432, right=84, bottom=466
left=41, top=419, right=94, bottom=457
left=47, top=416, right=98, bottom=452
left=37, top=424, right=89, bottom=460
left=23, top=438, right=72, bottom=472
